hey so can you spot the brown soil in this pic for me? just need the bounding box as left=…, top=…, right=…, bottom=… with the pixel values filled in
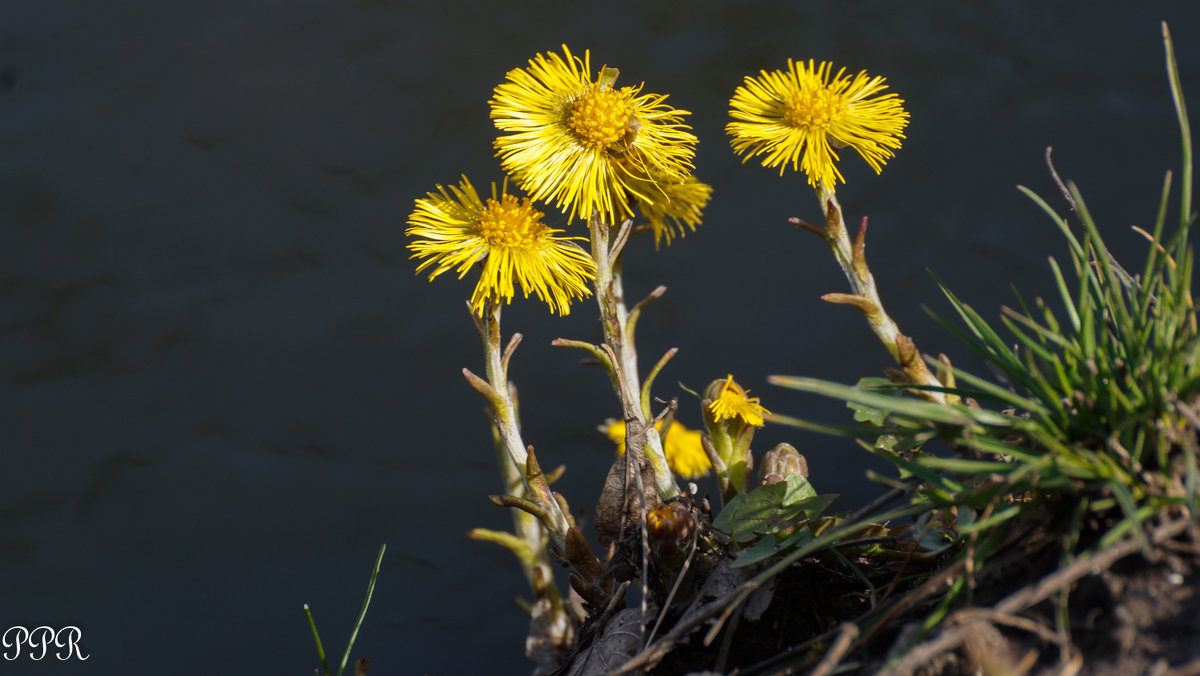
left=562, top=513, right=1200, bottom=675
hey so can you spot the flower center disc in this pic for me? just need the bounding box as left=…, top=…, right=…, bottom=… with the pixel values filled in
left=783, top=86, right=844, bottom=131
left=478, top=194, right=544, bottom=249
left=568, top=85, right=635, bottom=149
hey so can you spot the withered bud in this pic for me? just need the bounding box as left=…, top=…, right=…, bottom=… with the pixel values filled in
left=646, top=501, right=695, bottom=566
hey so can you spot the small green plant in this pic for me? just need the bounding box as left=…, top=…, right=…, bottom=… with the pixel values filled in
left=770, top=20, right=1198, bottom=658
left=305, top=544, right=385, bottom=676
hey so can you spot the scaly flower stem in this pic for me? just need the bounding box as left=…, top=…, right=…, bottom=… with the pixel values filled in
left=491, top=424, right=557, bottom=594
left=477, top=299, right=573, bottom=543
left=815, top=185, right=949, bottom=404
left=480, top=423, right=574, bottom=668
left=590, top=214, right=680, bottom=501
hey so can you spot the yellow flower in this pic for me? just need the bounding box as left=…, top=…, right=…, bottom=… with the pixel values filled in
left=708, top=374, right=771, bottom=427
left=406, top=176, right=596, bottom=316
left=602, top=419, right=711, bottom=480
left=727, top=59, right=909, bottom=188
left=490, top=45, right=698, bottom=225
left=631, top=172, right=712, bottom=249
left=662, top=422, right=711, bottom=480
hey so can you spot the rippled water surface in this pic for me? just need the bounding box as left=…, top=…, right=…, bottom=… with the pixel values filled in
left=2, top=2, right=1199, bottom=673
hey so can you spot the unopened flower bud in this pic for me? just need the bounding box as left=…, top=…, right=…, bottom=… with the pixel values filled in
left=758, top=443, right=808, bottom=486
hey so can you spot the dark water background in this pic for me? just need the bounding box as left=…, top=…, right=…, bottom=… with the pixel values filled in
left=3, top=2, right=1200, bottom=674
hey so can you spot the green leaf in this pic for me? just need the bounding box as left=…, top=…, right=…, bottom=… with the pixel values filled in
left=850, top=401, right=888, bottom=426
left=731, top=535, right=781, bottom=567
left=711, top=492, right=747, bottom=538
left=916, top=523, right=956, bottom=555
left=713, top=476, right=832, bottom=544
left=782, top=472, right=819, bottom=506
left=724, top=482, right=798, bottom=542
left=790, top=494, right=837, bottom=522
left=847, top=377, right=894, bottom=425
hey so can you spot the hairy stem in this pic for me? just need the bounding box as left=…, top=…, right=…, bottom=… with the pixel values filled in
left=816, top=185, right=950, bottom=404
left=590, top=214, right=680, bottom=500
left=475, top=299, right=572, bottom=542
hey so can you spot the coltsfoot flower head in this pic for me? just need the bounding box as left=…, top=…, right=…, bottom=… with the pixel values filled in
left=406, top=176, right=596, bottom=316
left=602, top=418, right=711, bottom=480
left=727, top=59, right=909, bottom=188
left=631, top=171, right=712, bottom=249
left=491, top=45, right=698, bottom=225
left=707, top=374, right=771, bottom=427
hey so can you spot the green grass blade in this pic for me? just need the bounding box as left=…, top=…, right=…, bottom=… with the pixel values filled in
left=305, top=604, right=331, bottom=676
left=1018, top=185, right=1086, bottom=266
left=932, top=360, right=1052, bottom=419
left=913, top=455, right=1013, bottom=474
left=999, top=311, right=1069, bottom=364
left=924, top=306, right=1007, bottom=369
left=1164, top=22, right=1193, bottom=236
left=953, top=431, right=1048, bottom=464
left=1138, top=171, right=1174, bottom=319
left=1070, top=184, right=1134, bottom=330
left=928, top=278, right=1060, bottom=402
left=1097, top=489, right=1155, bottom=552
left=1078, top=273, right=1097, bottom=361
left=942, top=291, right=1021, bottom=368
left=956, top=504, right=1022, bottom=535
left=769, top=376, right=1014, bottom=428
left=1046, top=257, right=1081, bottom=333
left=765, top=409, right=905, bottom=438
left=863, top=445, right=964, bottom=496
left=337, top=544, right=386, bottom=676
left=1035, top=295, right=1063, bottom=336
